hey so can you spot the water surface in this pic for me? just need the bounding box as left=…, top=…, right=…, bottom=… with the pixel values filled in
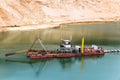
left=0, top=22, right=120, bottom=80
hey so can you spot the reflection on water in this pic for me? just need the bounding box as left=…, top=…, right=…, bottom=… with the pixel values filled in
left=0, top=54, right=106, bottom=78
left=1, top=45, right=120, bottom=80
left=0, top=22, right=120, bottom=47
left=0, top=22, right=120, bottom=80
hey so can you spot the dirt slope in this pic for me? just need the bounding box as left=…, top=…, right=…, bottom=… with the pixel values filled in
left=0, top=0, right=120, bottom=27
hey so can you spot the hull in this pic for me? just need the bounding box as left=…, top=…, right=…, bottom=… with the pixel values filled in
left=27, top=49, right=104, bottom=59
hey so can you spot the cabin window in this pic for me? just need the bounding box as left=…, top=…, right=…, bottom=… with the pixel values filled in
left=64, top=41, right=71, bottom=45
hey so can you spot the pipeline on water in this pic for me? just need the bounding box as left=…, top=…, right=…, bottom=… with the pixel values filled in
left=104, top=49, right=120, bottom=53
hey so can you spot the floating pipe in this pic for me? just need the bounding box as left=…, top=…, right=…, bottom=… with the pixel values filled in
left=104, top=49, right=120, bottom=53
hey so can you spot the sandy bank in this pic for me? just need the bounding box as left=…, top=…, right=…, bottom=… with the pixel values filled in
left=0, top=23, right=59, bottom=32
left=0, top=20, right=119, bottom=32
left=0, top=0, right=120, bottom=32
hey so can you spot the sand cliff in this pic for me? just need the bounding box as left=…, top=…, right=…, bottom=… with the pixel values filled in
left=0, top=0, right=120, bottom=31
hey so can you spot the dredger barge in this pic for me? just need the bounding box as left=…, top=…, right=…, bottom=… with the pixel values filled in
left=5, top=36, right=120, bottom=59
left=6, top=36, right=105, bottom=59
left=27, top=47, right=120, bottom=59
left=27, top=48, right=104, bottom=59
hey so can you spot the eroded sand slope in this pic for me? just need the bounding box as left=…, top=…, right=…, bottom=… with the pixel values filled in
left=0, top=0, right=120, bottom=27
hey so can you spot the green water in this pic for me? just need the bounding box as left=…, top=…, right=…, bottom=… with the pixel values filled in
left=0, top=22, right=120, bottom=80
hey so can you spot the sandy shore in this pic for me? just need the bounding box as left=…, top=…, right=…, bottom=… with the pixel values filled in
left=0, top=23, right=59, bottom=32
left=0, top=21, right=118, bottom=32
